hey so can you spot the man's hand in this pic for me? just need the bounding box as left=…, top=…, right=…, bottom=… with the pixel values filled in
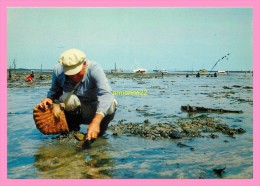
left=40, top=98, right=53, bottom=110
left=86, top=113, right=104, bottom=140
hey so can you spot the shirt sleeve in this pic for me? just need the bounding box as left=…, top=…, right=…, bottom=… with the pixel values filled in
left=90, top=63, right=114, bottom=115
left=47, top=65, right=63, bottom=100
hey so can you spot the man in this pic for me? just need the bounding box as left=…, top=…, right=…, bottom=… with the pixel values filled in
left=40, top=48, right=116, bottom=140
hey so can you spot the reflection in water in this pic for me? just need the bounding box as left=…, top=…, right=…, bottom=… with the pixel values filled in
left=34, top=137, right=114, bottom=178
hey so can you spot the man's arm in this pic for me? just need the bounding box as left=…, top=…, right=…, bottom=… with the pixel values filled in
left=40, top=65, right=64, bottom=109
left=47, top=66, right=63, bottom=100
left=85, top=63, right=114, bottom=140
left=86, top=113, right=104, bottom=140
left=90, top=63, right=114, bottom=115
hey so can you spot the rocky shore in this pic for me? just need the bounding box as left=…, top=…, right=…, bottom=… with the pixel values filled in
left=7, top=71, right=199, bottom=88
left=51, top=114, right=246, bottom=152
left=108, top=115, right=246, bottom=141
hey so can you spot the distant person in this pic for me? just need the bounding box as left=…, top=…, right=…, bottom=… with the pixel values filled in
left=196, top=72, right=200, bottom=77
left=26, top=72, right=34, bottom=83
left=39, top=48, right=117, bottom=140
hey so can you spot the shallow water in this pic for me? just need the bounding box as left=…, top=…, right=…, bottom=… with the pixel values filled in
left=7, top=73, right=253, bottom=179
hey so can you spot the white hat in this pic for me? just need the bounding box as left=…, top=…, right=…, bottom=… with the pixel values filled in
left=59, top=48, right=86, bottom=75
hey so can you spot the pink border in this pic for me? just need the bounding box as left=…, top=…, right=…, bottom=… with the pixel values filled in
left=1, top=0, right=259, bottom=186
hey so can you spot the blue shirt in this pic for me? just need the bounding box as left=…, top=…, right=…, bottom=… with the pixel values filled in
left=47, top=60, right=114, bottom=115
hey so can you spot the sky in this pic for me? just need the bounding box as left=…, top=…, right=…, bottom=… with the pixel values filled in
left=7, top=8, right=252, bottom=71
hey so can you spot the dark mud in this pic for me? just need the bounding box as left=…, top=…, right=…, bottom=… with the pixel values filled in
left=108, top=115, right=246, bottom=140
left=181, top=105, right=243, bottom=113
left=41, top=114, right=246, bottom=151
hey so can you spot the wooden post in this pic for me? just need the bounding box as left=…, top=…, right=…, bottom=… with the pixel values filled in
left=8, top=68, right=12, bottom=79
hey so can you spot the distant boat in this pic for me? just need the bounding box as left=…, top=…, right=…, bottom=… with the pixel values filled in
left=153, top=66, right=168, bottom=73
left=199, top=69, right=208, bottom=74
left=217, top=70, right=226, bottom=75
left=160, top=69, right=168, bottom=74
left=133, top=68, right=147, bottom=73
left=111, top=69, right=123, bottom=73
left=111, top=63, right=123, bottom=73
left=153, top=66, right=160, bottom=73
